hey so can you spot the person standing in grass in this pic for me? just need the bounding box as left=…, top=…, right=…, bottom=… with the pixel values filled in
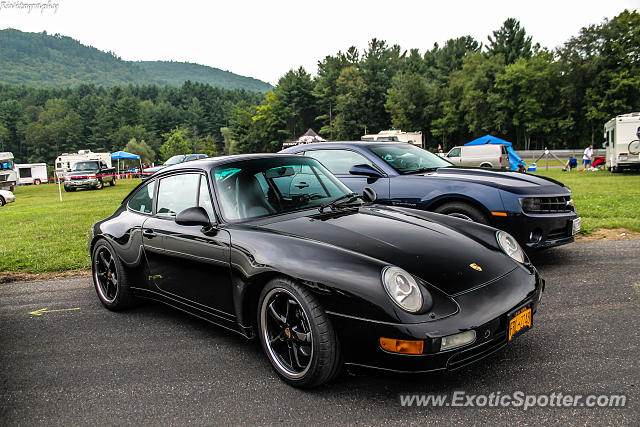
left=582, top=144, right=594, bottom=170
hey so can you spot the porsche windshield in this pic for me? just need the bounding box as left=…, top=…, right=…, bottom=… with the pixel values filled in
left=369, top=144, right=452, bottom=174
left=213, top=157, right=354, bottom=221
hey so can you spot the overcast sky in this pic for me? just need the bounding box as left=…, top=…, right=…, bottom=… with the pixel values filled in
left=0, top=0, right=637, bottom=85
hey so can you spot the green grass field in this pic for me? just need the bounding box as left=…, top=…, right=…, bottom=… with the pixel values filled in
left=533, top=169, right=640, bottom=233
left=1, top=170, right=639, bottom=274
left=0, top=179, right=141, bottom=274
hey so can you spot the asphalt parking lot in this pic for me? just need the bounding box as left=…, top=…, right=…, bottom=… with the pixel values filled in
left=1, top=239, right=638, bottom=425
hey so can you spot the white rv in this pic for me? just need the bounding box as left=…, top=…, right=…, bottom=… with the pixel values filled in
left=55, top=150, right=112, bottom=177
left=15, top=163, right=48, bottom=185
left=0, top=152, right=18, bottom=191
left=361, top=129, right=423, bottom=147
left=603, top=113, right=640, bottom=172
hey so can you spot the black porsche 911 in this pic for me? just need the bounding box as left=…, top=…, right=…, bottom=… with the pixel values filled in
left=89, top=154, right=544, bottom=387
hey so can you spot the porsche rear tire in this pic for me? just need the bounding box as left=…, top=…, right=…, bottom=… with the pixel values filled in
left=91, top=239, right=136, bottom=311
left=257, top=277, right=342, bottom=388
left=434, top=201, right=489, bottom=225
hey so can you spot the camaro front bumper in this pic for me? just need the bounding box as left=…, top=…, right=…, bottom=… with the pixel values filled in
left=492, top=211, right=578, bottom=249
left=328, top=266, right=544, bottom=373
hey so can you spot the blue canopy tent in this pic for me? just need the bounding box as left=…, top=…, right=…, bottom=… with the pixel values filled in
left=464, top=135, right=525, bottom=171
left=111, top=151, right=142, bottom=178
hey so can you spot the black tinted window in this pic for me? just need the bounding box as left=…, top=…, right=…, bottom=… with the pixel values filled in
left=128, top=181, right=155, bottom=214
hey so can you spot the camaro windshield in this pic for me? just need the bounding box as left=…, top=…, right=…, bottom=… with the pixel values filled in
left=369, top=144, right=452, bottom=174
left=213, top=157, right=354, bottom=221
left=164, top=155, right=186, bottom=166
left=72, top=161, right=100, bottom=171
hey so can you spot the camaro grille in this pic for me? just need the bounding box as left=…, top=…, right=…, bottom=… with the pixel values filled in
left=520, top=196, right=573, bottom=214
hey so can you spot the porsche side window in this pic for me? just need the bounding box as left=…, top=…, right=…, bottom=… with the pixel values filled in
left=305, top=149, right=373, bottom=175
left=156, top=174, right=200, bottom=217
left=128, top=181, right=155, bottom=214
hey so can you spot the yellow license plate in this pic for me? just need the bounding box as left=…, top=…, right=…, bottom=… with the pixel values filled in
left=508, top=307, right=532, bottom=341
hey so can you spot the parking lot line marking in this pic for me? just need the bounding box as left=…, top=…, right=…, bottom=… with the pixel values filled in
left=29, top=307, right=80, bottom=316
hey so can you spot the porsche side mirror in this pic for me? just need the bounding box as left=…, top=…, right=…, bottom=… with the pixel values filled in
left=362, top=187, right=377, bottom=203
left=349, top=164, right=383, bottom=178
left=176, top=206, right=212, bottom=227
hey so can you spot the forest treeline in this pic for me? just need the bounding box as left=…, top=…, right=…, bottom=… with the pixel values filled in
left=0, top=10, right=638, bottom=165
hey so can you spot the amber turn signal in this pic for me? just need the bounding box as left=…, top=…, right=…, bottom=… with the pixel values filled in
left=379, top=337, right=424, bottom=354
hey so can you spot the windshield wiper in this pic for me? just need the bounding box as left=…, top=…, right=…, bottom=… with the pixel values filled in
left=318, top=192, right=360, bottom=213
left=403, top=166, right=442, bottom=174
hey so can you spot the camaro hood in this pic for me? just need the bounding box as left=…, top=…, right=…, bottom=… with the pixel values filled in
left=143, top=166, right=164, bottom=173
left=420, top=167, right=570, bottom=196
left=259, top=207, right=516, bottom=296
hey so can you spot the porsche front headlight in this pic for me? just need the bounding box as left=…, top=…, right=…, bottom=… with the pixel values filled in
left=496, top=230, right=525, bottom=263
left=382, top=266, right=423, bottom=313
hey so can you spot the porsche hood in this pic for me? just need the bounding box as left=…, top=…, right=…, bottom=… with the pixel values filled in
left=260, top=206, right=517, bottom=296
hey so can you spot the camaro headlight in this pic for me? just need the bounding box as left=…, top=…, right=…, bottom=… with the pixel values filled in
left=496, top=230, right=525, bottom=263
left=382, top=266, right=423, bottom=313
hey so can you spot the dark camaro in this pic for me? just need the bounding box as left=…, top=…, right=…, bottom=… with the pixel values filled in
left=90, top=154, right=544, bottom=387
left=281, top=142, right=580, bottom=250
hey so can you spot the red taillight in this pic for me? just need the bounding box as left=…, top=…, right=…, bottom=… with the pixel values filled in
left=499, top=156, right=503, bottom=163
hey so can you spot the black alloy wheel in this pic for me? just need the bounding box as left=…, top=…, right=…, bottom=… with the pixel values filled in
left=91, top=239, right=136, bottom=310
left=94, top=245, right=119, bottom=303
left=258, top=278, right=342, bottom=387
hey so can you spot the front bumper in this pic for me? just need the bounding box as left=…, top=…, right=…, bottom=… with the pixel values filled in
left=3, top=194, right=15, bottom=203
left=64, top=179, right=100, bottom=189
left=329, top=267, right=544, bottom=373
left=492, top=211, right=578, bottom=249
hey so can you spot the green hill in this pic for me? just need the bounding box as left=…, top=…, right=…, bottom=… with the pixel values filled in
left=0, top=29, right=272, bottom=91
left=135, top=61, right=271, bottom=91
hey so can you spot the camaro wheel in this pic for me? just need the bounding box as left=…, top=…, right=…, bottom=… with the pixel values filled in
left=0, top=196, right=5, bottom=206
left=64, top=186, right=75, bottom=192
left=434, top=201, right=489, bottom=225
left=95, top=180, right=103, bottom=190
left=109, top=179, right=116, bottom=186
left=258, top=278, right=341, bottom=388
left=92, top=239, right=136, bottom=310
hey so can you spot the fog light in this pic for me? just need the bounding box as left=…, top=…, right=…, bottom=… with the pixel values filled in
left=379, top=337, right=424, bottom=354
left=529, top=229, right=542, bottom=243
left=440, top=330, right=476, bottom=351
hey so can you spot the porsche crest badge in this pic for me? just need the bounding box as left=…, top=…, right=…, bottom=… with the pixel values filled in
left=469, top=263, right=483, bottom=272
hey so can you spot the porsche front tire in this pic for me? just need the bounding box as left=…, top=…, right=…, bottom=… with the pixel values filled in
left=257, top=277, right=342, bottom=388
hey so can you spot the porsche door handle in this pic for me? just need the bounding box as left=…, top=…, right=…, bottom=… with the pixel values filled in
left=142, top=229, right=156, bottom=238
